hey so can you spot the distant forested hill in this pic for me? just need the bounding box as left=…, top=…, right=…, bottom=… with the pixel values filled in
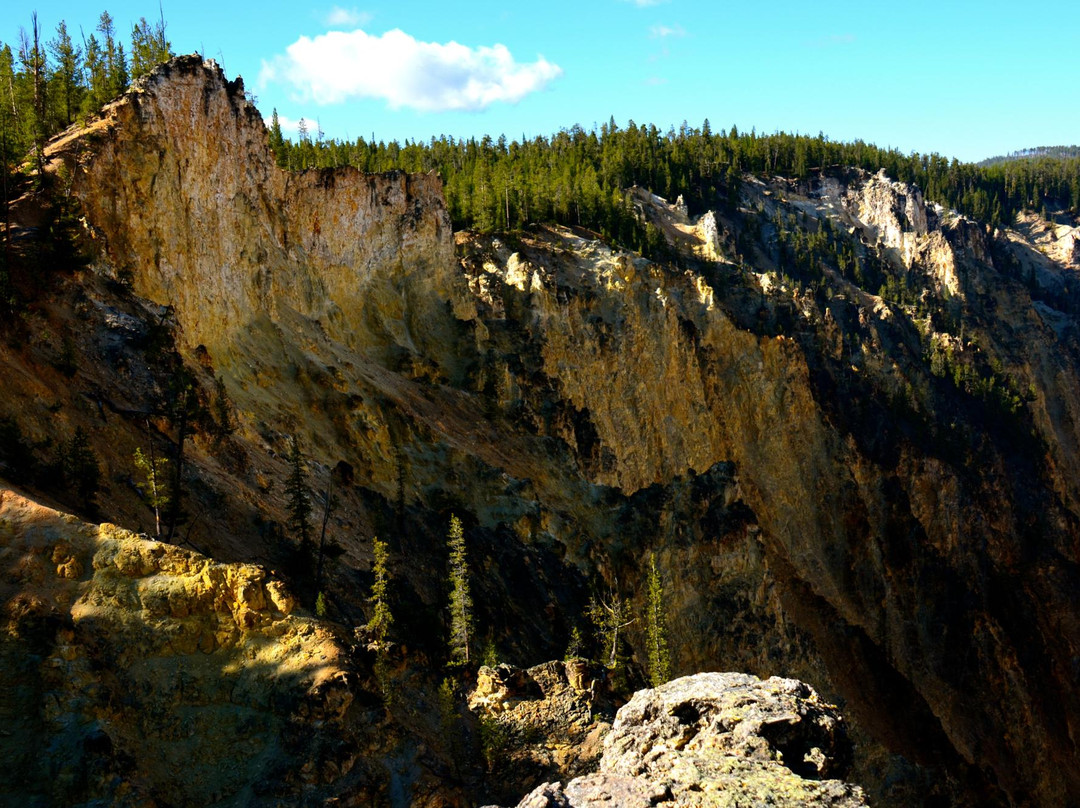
left=980, top=146, right=1080, bottom=166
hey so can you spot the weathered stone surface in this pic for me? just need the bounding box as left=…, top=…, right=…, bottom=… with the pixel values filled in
left=505, top=782, right=572, bottom=808
left=603, top=673, right=853, bottom=780
left=699, top=210, right=722, bottom=259
left=497, top=673, right=867, bottom=808
left=469, top=660, right=613, bottom=804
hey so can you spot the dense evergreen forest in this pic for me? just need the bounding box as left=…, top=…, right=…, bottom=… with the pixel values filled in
left=2, top=9, right=1078, bottom=259
left=268, top=112, right=1080, bottom=247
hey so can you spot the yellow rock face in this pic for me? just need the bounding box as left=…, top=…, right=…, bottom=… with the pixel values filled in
left=0, top=486, right=353, bottom=806
left=60, top=57, right=473, bottom=373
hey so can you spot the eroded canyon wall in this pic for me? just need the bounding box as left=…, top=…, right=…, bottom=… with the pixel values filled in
left=8, top=55, right=1078, bottom=806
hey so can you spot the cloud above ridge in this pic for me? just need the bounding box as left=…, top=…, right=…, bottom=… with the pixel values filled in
left=324, top=6, right=372, bottom=27
left=260, top=28, right=562, bottom=112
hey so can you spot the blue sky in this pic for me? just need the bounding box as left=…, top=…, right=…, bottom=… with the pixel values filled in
left=10, top=0, right=1079, bottom=162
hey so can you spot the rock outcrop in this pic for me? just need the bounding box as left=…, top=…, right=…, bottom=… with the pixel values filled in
left=834, top=169, right=959, bottom=296
left=501, top=673, right=867, bottom=808
left=468, top=660, right=613, bottom=802
left=699, top=210, right=723, bottom=260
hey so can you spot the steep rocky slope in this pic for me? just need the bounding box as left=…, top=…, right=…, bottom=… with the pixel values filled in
left=0, top=486, right=360, bottom=805
left=2, top=55, right=1080, bottom=806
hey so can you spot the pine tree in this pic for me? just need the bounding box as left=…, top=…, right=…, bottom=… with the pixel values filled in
left=112, top=41, right=129, bottom=96
left=163, top=366, right=199, bottom=543
left=152, top=9, right=171, bottom=64
left=210, top=375, right=234, bottom=445
left=82, top=33, right=107, bottom=114
left=645, top=552, right=670, bottom=686
left=134, top=444, right=169, bottom=538
left=367, top=535, right=393, bottom=645
left=314, top=469, right=340, bottom=592
left=0, top=44, right=17, bottom=265
left=587, top=583, right=634, bottom=669
left=565, top=625, right=585, bottom=661
left=0, top=45, right=17, bottom=153
left=17, top=13, right=48, bottom=174
left=129, top=14, right=171, bottom=80
left=284, top=434, right=312, bottom=548
left=96, top=12, right=128, bottom=100
left=268, top=108, right=286, bottom=168
left=447, top=514, right=473, bottom=665
left=48, top=20, right=82, bottom=128
left=129, top=18, right=156, bottom=79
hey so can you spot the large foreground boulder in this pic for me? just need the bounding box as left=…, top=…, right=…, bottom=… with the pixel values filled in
left=504, top=672, right=868, bottom=807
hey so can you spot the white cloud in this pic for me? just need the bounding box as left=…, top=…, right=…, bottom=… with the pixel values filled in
left=260, top=28, right=562, bottom=112
left=649, top=24, right=685, bottom=38
left=621, top=0, right=670, bottom=6
left=325, top=6, right=372, bottom=27
left=645, top=76, right=668, bottom=86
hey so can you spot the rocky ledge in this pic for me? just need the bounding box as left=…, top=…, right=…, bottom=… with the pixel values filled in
left=496, top=672, right=867, bottom=808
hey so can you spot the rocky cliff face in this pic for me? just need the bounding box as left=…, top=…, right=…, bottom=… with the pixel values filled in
left=60, top=55, right=469, bottom=370
left=459, top=196, right=1080, bottom=807
left=3, top=56, right=1080, bottom=807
